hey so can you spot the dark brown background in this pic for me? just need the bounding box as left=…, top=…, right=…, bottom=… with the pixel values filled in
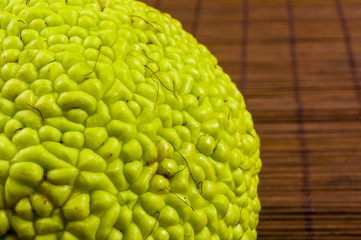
left=142, top=0, right=361, bottom=239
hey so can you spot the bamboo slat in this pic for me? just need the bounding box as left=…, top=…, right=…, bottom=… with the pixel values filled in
left=142, top=0, right=361, bottom=239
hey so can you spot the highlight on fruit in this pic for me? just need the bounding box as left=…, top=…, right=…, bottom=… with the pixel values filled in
left=0, top=0, right=262, bottom=239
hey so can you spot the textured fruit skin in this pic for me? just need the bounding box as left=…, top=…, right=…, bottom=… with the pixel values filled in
left=0, top=0, right=262, bottom=239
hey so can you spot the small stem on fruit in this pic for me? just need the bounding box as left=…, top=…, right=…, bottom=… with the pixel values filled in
left=144, top=64, right=178, bottom=101
left=142, top=50, right=160, bottom=73
left=169, top=142, right=203, bottom=193
left=129, top=15, right=164, bottom=33
left=144, top=211, right=160, bottom=239
left=143, top=50, right=162, bottom=109
left=165, top=186, right=194, bottom=212
left=144, top=65, right=160, bottom=109
left=146, top=10, right=173, bottom=32
left=84, top=45, right=102, bottom=78
left=26, top=103, right=44, bottom=124
left=175, top=165, right=187, bottom=175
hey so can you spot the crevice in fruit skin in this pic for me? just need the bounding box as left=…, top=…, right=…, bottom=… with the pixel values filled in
left=96, top=0, right=108, bottom=11
left=212, top=137, right=222, bottom=154
left=227, top=107, right=233, bottom=120
left=18, top=19, right=27, bottom=40
left=13, top=128, right=23, bottom=135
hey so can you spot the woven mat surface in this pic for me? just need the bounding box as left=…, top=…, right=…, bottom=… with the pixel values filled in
left=143, top=0, right=361, bottom=239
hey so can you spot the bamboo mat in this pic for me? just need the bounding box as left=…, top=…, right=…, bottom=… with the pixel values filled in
left=142, top=0, right=361, bottom=239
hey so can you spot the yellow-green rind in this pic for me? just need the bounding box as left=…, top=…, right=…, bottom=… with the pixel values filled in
left=0, top=0, right=261, bottom=239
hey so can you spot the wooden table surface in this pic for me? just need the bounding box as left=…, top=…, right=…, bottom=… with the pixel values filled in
left=142, top=0, right=361, bottom=239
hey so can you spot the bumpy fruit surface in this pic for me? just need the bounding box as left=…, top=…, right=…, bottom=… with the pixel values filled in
left=0, top=0, right=262, bottom=239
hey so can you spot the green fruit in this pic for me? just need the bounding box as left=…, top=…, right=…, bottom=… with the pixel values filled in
left=0, top=0, right=262, bottom=239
